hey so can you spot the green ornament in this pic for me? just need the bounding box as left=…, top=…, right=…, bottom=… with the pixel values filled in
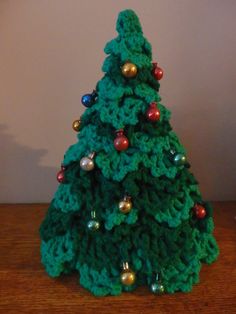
left=173, top=153, right=186, bottom=166
left=87, top=220, right=100, bottom=231
left=150, top=282, right=165, bottom=294
left=87, top=211, right=100, bottom=231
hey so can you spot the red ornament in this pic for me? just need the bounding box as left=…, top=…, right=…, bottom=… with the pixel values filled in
left=146, top=102, right=161, bottom=122
left=152, top=62, right=163, bottom=80
left=57, top=169, right=65, bottom=183
left=114, top=129, right=129, bottom=151
left=194, top=204, right=206, bottom=219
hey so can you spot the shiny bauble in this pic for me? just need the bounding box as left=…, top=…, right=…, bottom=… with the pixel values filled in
left=119, top=196, right=132, bottom=214
left=81, top=94, right=93, bottom=107
left=87, top=219, right=100, bottom=231
left=87, top=211, right=100, bottom=231
left=173, top=153, right=186, bottom=166
left=81, top=91, right=97, bottom=108
left=194, top=204, right=207, bottom=219
left=152, top=62, right=163, bottom=80
left=120, top=269, right=136, bottom=286
left=72, top=119, right=81, bottom=132
left=121, top=62, right=137, bottom=78
left=80, top=155, right=95, bottom=171
left=57, top=170, right=65, bottom=183
left=146, top=102, right=161, bottom=122
left=114, top=129, right=129, bottom=151
left=150, top=282, right=165, bottom=294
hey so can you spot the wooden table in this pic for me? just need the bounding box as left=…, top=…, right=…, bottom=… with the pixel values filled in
left=0, top=202, right=235, bottom=313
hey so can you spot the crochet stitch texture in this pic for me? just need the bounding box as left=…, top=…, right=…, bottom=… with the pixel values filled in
left=39, top=9, right=219, bottom=296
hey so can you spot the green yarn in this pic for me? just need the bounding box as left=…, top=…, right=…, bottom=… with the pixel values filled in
left=39, top=9, right=219, bottom=296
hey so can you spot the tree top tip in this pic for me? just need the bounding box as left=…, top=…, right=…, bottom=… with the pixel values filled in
left=116, top=9, right=142, bottom=37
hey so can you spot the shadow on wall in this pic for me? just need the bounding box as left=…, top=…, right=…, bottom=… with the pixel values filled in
left=0, top=124, right=57, bottom=203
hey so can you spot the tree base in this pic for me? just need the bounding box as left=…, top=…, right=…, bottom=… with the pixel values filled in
left=40, top=234, right=219, bottom=296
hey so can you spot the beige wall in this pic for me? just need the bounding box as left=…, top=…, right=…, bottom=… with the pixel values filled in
left=0, top=0, right=235, bottom=203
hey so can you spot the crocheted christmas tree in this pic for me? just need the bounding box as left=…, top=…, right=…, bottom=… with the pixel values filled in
left=39, top=9, right=219, bottom=296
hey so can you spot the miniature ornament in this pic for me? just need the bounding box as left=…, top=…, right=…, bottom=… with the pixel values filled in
left=120, top=262, right=136, bottom=286
left=121, top=62, right=137, bottom=78
left=81, top=90, right=97, bottom=107
left=119, top=195, right=132, bottom=214
left=114, top=129, right=129, bottom=151
left=56, top=165, right=66, bottom=183
left=173, top=153, right=187, bottom=166
left=150, top=274, right=165, bottom=294
left=152, top=62, right=163, bottom=80
left=146, top=102, right=161, bottom=122
left=72, top=119, right=81, bottom=132
left=80, top=152, right=95, bottom=171
left=151, top=282, right=165, bottom=294
left=57, top=170, right=65, bottom=183
left=87, top=211, right=100, bottom=231
left=194, top=204, right=207, bottom=219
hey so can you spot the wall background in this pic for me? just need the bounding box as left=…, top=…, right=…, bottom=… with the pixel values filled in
left=0, top=0, right=235, bottom=203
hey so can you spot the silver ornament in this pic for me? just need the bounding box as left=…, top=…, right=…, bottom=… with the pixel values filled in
left=80, top=152, right=95, bottom=171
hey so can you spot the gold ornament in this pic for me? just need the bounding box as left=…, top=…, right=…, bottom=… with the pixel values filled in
left=72, top=119, right=81, bottom=132
left=120, top=262, right=136, bottom=286
left=119, top=196, right=132, bottom=214
left=121, top=62, right=137, bottom=78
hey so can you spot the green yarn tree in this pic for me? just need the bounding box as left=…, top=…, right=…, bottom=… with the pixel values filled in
left=39, top=9, right=219, bottom=296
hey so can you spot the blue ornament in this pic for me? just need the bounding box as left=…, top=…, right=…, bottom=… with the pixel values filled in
left=81, top=94, right=93, bottom=107
left=81, top=90, right=97, bottom=107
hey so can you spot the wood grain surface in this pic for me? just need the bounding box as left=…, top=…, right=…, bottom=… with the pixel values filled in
left=0, top=202, right=235, bottom=314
